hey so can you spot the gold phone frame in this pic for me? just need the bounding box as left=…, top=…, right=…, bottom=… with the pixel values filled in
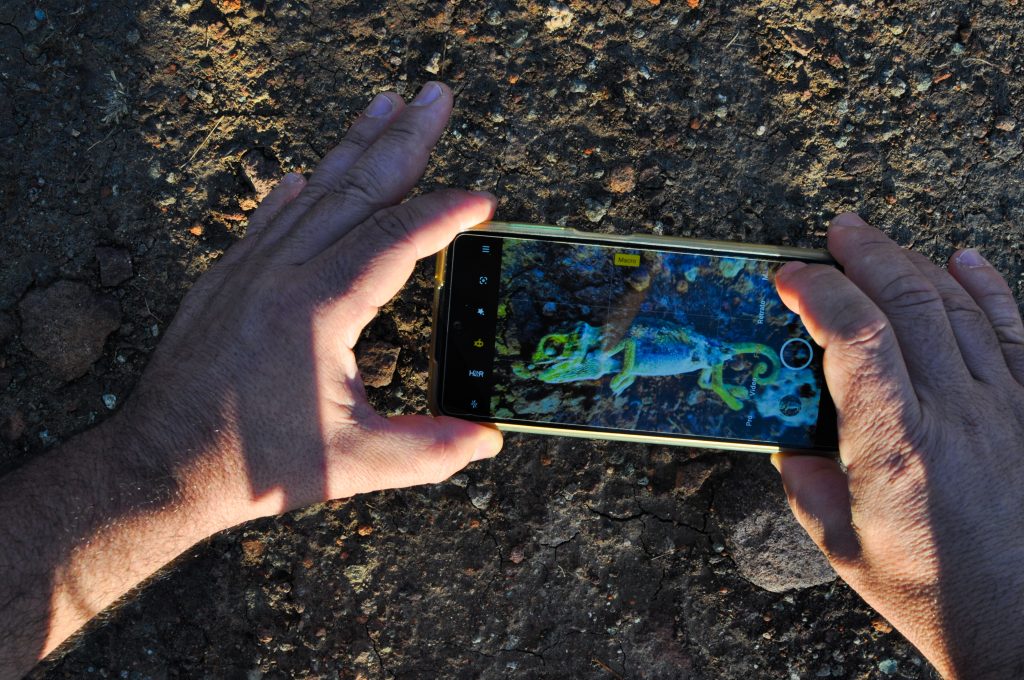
left=428, top=221, right=836, bottom=455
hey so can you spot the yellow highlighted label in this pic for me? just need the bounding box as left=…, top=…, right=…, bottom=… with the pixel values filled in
left=614, top=253, right=641, bottom=267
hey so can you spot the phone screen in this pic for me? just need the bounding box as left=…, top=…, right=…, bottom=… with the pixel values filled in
left=436, top=231, right=837, bottom=451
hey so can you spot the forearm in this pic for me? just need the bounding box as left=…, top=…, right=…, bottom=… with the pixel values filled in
left=0, top=416, right=239, bottom=679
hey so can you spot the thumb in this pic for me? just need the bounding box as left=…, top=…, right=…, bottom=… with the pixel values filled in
left=336, top=415, right=503, bottom=495
left=771, top=453, right=861, bottom=564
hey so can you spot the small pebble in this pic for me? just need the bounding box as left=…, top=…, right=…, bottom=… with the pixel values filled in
left=468, top=486, right=493, bottom=510
left=102, top=393, right=117, bottom=410
left=605, top=165, right=636, bottom=193
left=544, top=2, right=574, bottom=32
left=584, top=197, right=610, bottom=223
left=994, top=115, right=1017, bottom=132
left=425, top=52, right=441, bottom=75
left=878, top=659, right=898, bottom=675
left=34, top=8, right=46, bottom=21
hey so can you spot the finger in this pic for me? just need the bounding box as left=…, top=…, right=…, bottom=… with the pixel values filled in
left=311, top=189, right=496, bottom=347
left=771, top=453, right=860, bottom=564
left=245, top=172, right=307, bottom=238
left=826, top=213, right=971, bottom=391
left=949, top=248, right=1024, bottom=384
left=775, top=261, right=923, bottom=468
left=261, top=91, right=406, bottom=248
left=331, top=415, right=503, bottom=496
left=902, top=250, right=1009, bottom=384
left=275, top=82, right=456, bottom=264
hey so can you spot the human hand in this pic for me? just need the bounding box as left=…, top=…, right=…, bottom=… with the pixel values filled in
left=772, top=213, right=1024, bottom=678
left=123, top=82, right=503, bottom=524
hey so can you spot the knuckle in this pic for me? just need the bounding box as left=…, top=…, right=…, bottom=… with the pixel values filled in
left=976, top=292, right=1024, bottom=345
left=338, top=164, right=389, bottom=208
left=382, top=119, right=425, bottom=149
left=365, top=207, right=419, bottom=250
left=992, top=319, right=1024, bottom=348
left=874, top=271, right=942, bottom=312
left=943, top=298, right=989, bottom=327
left=338, top=125, right=376, bottom=156
left=831, top=310, right=895, bottom=356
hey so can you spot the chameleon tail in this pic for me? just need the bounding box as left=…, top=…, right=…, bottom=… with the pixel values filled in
left=729, top=342, right=782, bottom=384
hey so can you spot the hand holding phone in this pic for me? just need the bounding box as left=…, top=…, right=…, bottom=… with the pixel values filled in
left=772, top=213, right=1024, bottom=678
left=430, top=223, right=838, bottom=453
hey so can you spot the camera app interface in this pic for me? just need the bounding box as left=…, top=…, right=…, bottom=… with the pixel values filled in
left=442, top=235, right=827, bottom=448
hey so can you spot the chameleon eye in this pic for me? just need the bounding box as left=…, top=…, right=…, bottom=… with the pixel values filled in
left=544, top=344, right=558, bottom=357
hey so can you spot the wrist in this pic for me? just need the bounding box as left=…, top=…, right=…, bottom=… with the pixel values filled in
left=101, top=407, right=242, bottom=540
left=112, top=398, right=285, bottom=535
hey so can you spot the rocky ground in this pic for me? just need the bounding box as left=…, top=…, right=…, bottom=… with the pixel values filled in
left=2, top=0, right=1022, bottom=677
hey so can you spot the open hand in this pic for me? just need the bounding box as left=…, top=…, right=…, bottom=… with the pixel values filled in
left=773, top=213, right=1024, bottom=678
left=124, top=82, right=503, bottom=522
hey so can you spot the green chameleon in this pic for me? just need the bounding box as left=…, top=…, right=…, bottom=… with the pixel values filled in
left=512, top=318, right=781, bottom=410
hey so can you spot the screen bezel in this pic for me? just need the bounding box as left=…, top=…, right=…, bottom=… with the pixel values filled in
left=432, top=226, right=839, bottom=454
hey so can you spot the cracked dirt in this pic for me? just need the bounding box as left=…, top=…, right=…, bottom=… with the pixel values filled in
left=3, top=0, right=1023, bottom=678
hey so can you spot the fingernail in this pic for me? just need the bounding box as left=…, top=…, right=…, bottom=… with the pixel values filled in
left=282, top=172, right=303, bottom=185
left=411, top=82, right=443, bottom=107
left=770, top=453, right=783, bottom=473
left=776, top=261, right=807, bottom=282
left=956, top=248, right=988, bottom=269
left=365, top=92, right=394, bottom=118
left=830, top=212, right=869, bottom=229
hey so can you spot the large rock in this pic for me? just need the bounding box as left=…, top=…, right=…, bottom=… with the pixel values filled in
left=716, top=455, right=836, bottom=592
left=18, top=281, right=121, bottom=381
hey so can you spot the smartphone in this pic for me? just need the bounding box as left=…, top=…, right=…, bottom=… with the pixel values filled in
left=429, top=222, right=838, bottom=454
